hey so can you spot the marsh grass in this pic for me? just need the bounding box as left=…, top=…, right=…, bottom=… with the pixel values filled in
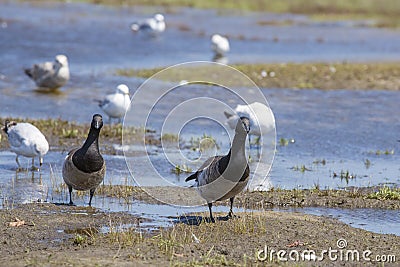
left=364, top=158, right=371, bottom=169
left=372, top=149, right=395, bottom=155
left=97, top=184, right=138, bottom=200
left=0, top=117, right=146, bottom=151
left=278, top=137, right=289, bottom=146
left=171, top=164, right=192, bottom=175
left=333, top=170, right=357, bottom=184
left=102, top=210, right=270, bottom=265
left=161, top=133, right=180, bottom=143
left=291, top=165, right=311, bottom=173
left=313, top=159, right=326, bottom=165
left=116, top=62, right=400, bottom=91
left=189, top=134, right=220, bottom=152
left=107, top=223, right=144, bottom=247
left=44, top=0, right=400, bottom=28
left=367, top=186, right=400, bottom=200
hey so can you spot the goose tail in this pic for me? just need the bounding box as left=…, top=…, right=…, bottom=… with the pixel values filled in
left=185, top=172, right=198, bottom=182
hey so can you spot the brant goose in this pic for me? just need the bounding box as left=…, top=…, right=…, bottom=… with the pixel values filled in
left=24, top=54, right=70, bottom=90
left=2, top=120, right=49, bottom=170
left=62, top=114, right=106, bottom=206
left=186, top=117, right=250, bottom=222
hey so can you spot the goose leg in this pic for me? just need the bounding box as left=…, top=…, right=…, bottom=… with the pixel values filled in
left=88, top=188, right=96, bottom=206
left=208, top=202, right=215, bottom=223
left=228, top=197, right=235, bottom=218
left=68, top=185, right=74, bottom=205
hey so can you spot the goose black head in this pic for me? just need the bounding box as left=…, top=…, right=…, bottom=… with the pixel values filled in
left=91, top=114, right=103, bottom=130
left=236, top=116, right=250, bottom=134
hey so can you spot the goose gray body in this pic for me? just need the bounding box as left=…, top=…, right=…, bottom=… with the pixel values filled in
left=62, top=114, right=105, bottom=206
left=62, top=148, right=106, bottom=191
left=186, top=117, right=250, bottom=222
left=194, top=153, right=249, bottom=203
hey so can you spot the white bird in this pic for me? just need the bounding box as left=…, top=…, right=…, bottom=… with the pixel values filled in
left=1, top=120, right=49, bottom=170
left=185, top=117, right=250, bottom=223
left=211, top=34, right=230, bottom=57
left=24, top=54, right=70, bottom=90
left=97, top=84, right=131, bottom=124
left=130, top=13, right=166, bottom=36
left=62, top=114, right=106, bottom=206
left=224, top=102, right=274, bottom=145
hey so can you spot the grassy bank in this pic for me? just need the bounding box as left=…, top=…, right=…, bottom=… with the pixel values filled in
left=0, top=117, right=150, bottom=154
left=116, top=62, right=400, bottom=90
left=1, top=203, right=399, bottom=266
left=32, top=0, right=400, bottom=28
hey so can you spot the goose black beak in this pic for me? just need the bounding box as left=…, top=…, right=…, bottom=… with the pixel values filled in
left=94, top=121, right=102, bottom=129
left=240, top=116, right=250, bottom=134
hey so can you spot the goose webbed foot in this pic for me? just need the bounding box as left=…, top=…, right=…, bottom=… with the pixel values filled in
left=207, top=203, right=216, bottom=223
left=226, top=211, right=239, bottom=220
left=226, top=197, right=239, bottom=219
left=68, top=185, right=75, bottom=206
left=88, top=188, right=96, bottom=207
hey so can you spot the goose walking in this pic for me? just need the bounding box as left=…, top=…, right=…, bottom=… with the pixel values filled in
left=224, top=102, right=274, bottom=145
left=211, top=34, right=230, bottom=58
left=1, top=120, right=49, bottom=170
left=24, top=54, right=70, bottom=90
left=62, top=114, right=106, bottom=206
left=130, top=13, right=166, bottom=36
left=185, top=117, right=250, bottom=222
left=96, top=84, right=131, bottom=124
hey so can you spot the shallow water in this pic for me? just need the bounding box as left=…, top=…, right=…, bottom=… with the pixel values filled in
left=0, top=1, right=400, bottom=235
left=296, top=207, right=400, bottom=236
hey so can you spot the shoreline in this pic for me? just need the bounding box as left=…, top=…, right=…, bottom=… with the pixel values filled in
left=0, top=199, right=398, bottom=266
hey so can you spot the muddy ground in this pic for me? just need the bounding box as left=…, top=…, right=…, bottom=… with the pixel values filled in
left=0, top=188, right=399, bottom=266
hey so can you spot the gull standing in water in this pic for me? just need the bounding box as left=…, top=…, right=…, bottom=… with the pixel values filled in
left=185, top=117, right=250, bottom=223
left=130, top=13, right=166, bottom=37
left=224, top=102, right=274, bottom=145
left=211, top=34, right=230, bottom=63
left=2, top=120, right=49, bottom=171
left=97, top=84, right=131, bottom=124
left=24, top=54, right=70, bottom=90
